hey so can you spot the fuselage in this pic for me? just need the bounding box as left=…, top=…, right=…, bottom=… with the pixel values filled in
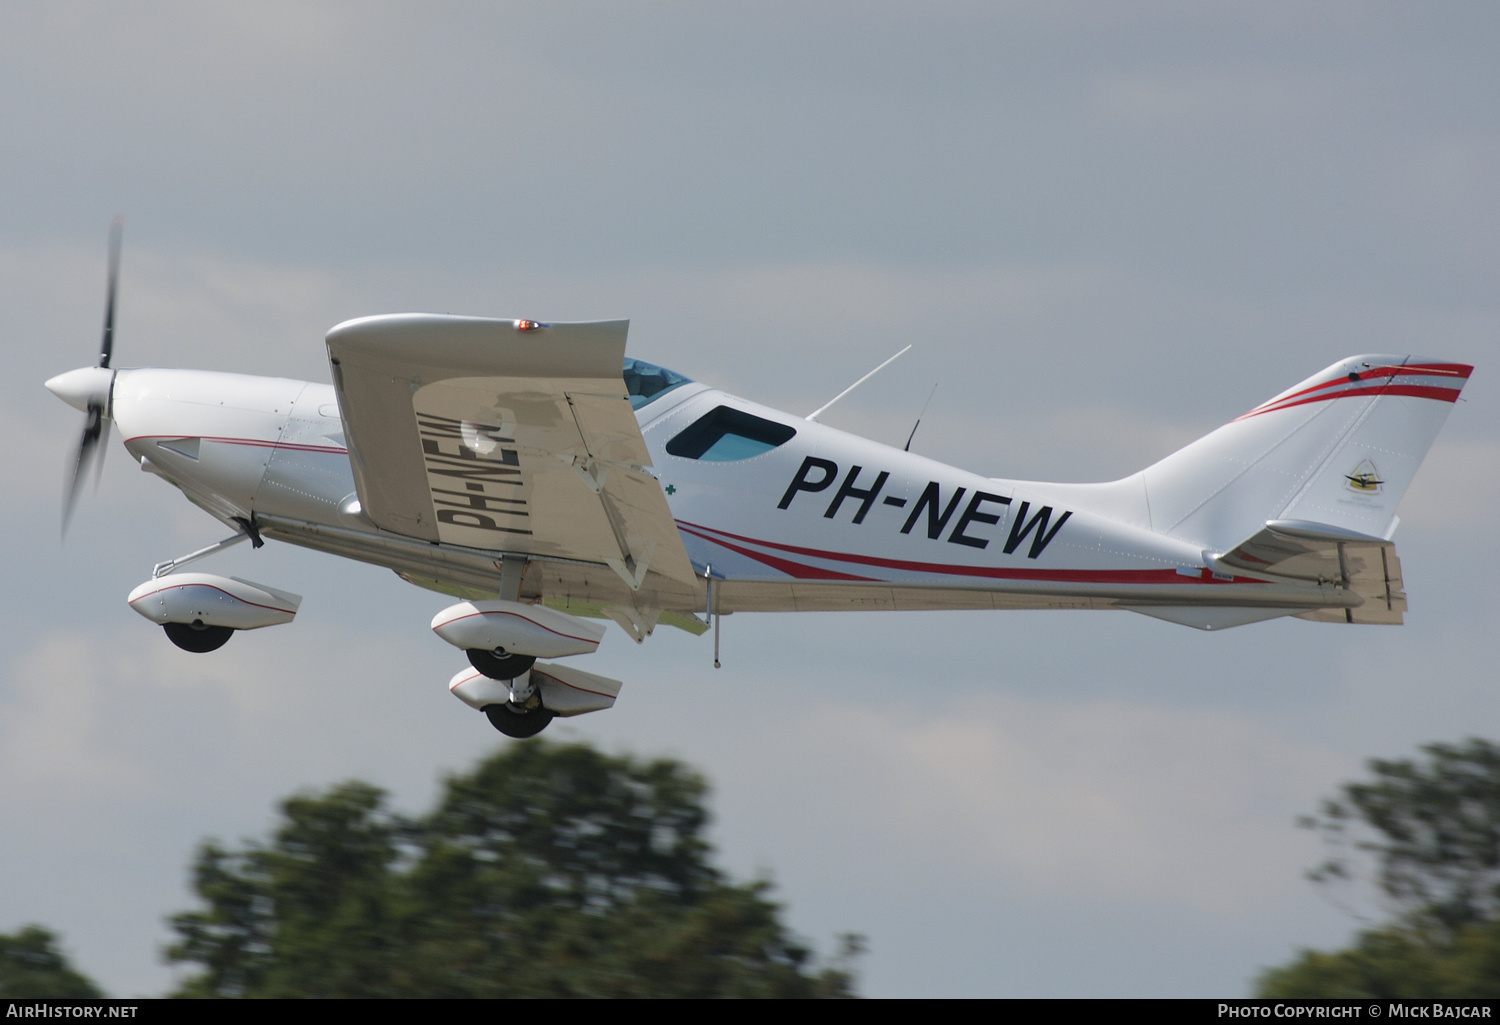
left=98, top=364, right=1340, bottom=620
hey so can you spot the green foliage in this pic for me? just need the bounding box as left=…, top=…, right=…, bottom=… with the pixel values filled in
left=1302, top=738, right=1500, bottom=933
left=1258, top=738, right=1500, bottom=998
left=0, top=925, right=103, bottom=999
left=1258, top=921, right=1500, bottom=999
left=166, top=741, right=860, bottom=998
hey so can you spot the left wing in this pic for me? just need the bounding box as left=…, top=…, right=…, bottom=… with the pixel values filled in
left=324, top=314, right=698, bottom=591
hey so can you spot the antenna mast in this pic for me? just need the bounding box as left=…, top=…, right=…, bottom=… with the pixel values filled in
left=806, top=345, right=912, bottom=423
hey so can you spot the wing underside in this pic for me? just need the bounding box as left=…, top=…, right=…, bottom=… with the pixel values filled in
left=324, top=314, right=699, bottom=598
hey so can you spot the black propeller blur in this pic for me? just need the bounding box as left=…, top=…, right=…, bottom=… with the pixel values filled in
left=63, top=217, right=122, bottom=534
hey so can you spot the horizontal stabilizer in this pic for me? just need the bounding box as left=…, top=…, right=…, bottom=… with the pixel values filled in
left=1216, top=520, right=1406, bottom=625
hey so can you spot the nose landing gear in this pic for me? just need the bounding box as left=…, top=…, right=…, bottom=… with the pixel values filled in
left=129, top=564, right=301, bottom=654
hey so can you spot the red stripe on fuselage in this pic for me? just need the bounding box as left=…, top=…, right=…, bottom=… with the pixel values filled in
left=677, top=520, right=1261, bottom=586
left=676, top=524, right=877, bottom=581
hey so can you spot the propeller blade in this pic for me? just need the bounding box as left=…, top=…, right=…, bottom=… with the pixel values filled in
left=100, top=216, right=122, bottom=369
left=92, top=415, right=112, bottom=490
left=63, top=402, right=105, bottom=535
left=63, top=217, right=123, bottom=536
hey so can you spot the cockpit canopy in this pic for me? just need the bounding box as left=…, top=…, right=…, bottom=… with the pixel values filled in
left=665, top=405, right=797, bottom=461
left=623, top=357, right=692, bottom=410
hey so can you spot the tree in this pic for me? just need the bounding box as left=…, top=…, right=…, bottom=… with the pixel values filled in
left=1302, top=738, right=1500, bottom=933
left=0, top=925, right=103, bottom=999
left=167, top=741, right=861, bottom=997
left=1256, top=738, right=1500, bottom=998
left=1257, top=921, right=1500, bottom=999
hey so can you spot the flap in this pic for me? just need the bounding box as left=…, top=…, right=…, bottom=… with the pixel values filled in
left=325, top=314, right=697, bottom=588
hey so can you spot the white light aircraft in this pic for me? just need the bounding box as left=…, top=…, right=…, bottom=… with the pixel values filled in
left=47, top=225, right=1474, bottom=736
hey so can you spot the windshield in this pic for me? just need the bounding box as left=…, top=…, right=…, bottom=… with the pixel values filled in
left=623, top=357, right=692, bottom=410
left=666, top=405, right=797, bottom=461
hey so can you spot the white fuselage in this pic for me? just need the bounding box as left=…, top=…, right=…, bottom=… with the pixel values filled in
left=107, top=366, right=1338, bottom=618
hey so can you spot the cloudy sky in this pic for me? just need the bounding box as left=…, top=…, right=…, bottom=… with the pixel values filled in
left=2, top=2, right=1497, bottom=997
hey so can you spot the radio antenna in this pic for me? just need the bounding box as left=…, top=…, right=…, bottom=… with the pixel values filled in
left=904, top=383, right=938, bottom=452
left=806, top=345, right=912, bottom=423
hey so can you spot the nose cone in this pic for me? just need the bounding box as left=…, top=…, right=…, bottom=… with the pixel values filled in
left=45, top=366, right=115, bottom=413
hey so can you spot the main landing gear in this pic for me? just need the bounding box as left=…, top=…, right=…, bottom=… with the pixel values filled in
left=466, top=647, right=536, bottom=680
left=436, top=597, right=620, bottom=740
left=484, top=700, right=555, bottom=739
left=163, top=621, right=235, bottom=653
left=471, top=657, right=554, bottom=738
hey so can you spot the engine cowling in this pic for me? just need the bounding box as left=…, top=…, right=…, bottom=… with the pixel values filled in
left=430, top=600, right=605, bottom=659
left=127, top=573, right=302, bottom=630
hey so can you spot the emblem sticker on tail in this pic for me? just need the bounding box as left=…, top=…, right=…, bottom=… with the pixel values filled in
left=1344, top=459, right=1385, bottom=495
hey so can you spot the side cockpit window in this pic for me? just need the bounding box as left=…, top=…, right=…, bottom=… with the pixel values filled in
left=666, top=405, right=797, bottom=461
left=624, top=357, right=691, bottom=410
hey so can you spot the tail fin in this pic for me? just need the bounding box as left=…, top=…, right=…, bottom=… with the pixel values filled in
left=1138, top=355, right=1472, bottom=554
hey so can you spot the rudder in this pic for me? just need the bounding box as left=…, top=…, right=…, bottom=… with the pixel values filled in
left=1136, top=355, right=1471, bottom=555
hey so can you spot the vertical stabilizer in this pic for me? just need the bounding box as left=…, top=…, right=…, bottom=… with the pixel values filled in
left=1135, top=355, right=1471, bottom=554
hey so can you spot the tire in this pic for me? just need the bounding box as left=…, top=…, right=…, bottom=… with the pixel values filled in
left=467, top=648, right=537, bottom=680
left=163, top=621, right=234, bottom=653
left=484, top=703, right=555, bottom=738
